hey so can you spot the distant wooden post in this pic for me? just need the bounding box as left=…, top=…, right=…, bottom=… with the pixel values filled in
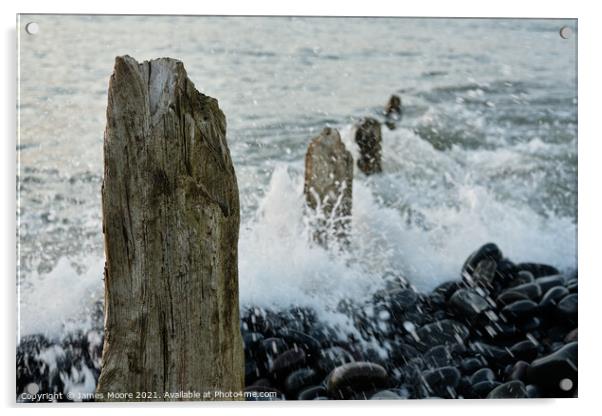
left=384, top=94, right=402, bottom=130
left=97, top=56, right=244, bottom=401
left=304, top=127, right=353, bottom=248
left=354, top=117, right=383, bottom=175
left=385, top=94, right=402, bottom=118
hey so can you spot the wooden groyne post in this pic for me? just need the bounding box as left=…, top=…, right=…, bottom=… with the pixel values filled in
left=304, top=127, right=353, bottom=248
left=354, top=117, right=383, bottom=175
left=97, top=56, right=244, bottom=400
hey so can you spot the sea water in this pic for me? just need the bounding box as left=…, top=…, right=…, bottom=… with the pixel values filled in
left=17, top=16, right=577, bottom=338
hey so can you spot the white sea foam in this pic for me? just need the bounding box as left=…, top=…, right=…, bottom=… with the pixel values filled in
left=18, top=257, right=104, bottom=338
left=18, top=127, right=577, bottom=338
left=238, top=164, right=383, bottom=318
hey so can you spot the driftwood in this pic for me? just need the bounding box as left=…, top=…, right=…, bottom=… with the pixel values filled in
left=97, top=56, right=244, bottom=400
left=354, top=117, right=383, bottom=175
left=304, top=127, right=353, bottom=248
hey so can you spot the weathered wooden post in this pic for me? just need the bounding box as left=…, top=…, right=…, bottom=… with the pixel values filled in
left=354, top=117, right=383, bottom=175
left=304, top=127, right=353, bottom=248
left=97, top=56, right=244, bottom=401
left=384, top=94, right=402, bottom=118
left=384, top=94, right=402, bottom=130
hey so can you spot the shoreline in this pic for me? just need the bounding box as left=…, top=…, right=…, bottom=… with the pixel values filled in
left=17, top=242, right=577, bottom=401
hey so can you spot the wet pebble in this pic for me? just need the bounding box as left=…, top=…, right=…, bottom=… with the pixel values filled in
left=535, top=275, right=565, bottom=292
left=507, top=271, right=534, bottom=287
left=448, top=289, right=491, bottom=319
left=370, top=389, right=403, bottom=400
left=516, top=263, right=559, bottom=278
left=414, top=319, right=470, bottom=349
left=298, top=385, right=327, bottom=400
left=539, top=286, right=569, bottom=312
left=460, top=357, right=486, bottom=374
left=557, top=294, right=578, bottom=319
left=317, top=346, right=355, bottom=374
left=420, top=366, right=461, bottom=398
left=487, top=380, right=528, bottom=399
left=502, top=300, right=539, bottom=320
left=501, top=283, right=542, bottom=302
left=327, top=362, right=389, bottom=399
left=509, top=340, right=538, bottom=362
left=470, top=367, right=495, bottom=385
left=285, top=368, right=320, bottom=398
left=270, top=349, right=307, bottom=379
left=509, top=361, right=530, bottom=381
left=471, top=380, right=502, bottom=398
left=526, top=341, right=577, bottom=397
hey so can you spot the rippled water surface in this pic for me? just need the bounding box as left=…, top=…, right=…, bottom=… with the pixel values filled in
left=17, top=16, right=577, bottom=337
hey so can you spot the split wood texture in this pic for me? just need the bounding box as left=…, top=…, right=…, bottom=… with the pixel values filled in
left=97, top=55, right=244, bottom=401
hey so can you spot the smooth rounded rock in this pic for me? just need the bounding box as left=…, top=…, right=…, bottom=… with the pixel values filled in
left=326, top=362, right=389, bottom=399
left=414, top=319, right=470, bottom=349
left=509, top=340, right=539, bottom=362
left=539, top=286, right=570, bottom=311
left=462, top=243, right=503, bottom=277
left=449, top=289, right=491, bottom=319
left=298, top=385, right=327, bottom=400
left=279, top=330, right=322, bottom=360
left=317, top=346, right=355, bottom=374
left=566, top=278, right=578, bottom=293
left=487, top=380, right=528, bottom=398
left=260, top=337, right=288, bottom=358
left=432, top=280, right=462, bottom=300
left=389, top=342, right=421, bottom=366
left=370, top=390, right=403, bottom=400
left=308, top=324, right=339, bottom=347
left=471, top=380, right=501, bottom=398
left=502, top=300, right=539, bottom=320
left=535, top=275, right=565, bottom=292
left=460, top=357, right=486, bottom=374
left=526, top=342, right=577, bottom=397
left=243, top=332, right=265, bottom=354
left=245, top=359, right=261, bottom=385
left=250, top=378, right=272, bottom=388
left=516, top=263, right=560, bottom=278
left=485, top=321, right=519, bottom=341
left=421, top=366, right=461, bottom=398
left=507, top=271, right=534, bottom=288
left=470, top=368, right=495, bottom=385
left=557, top=294, right=578, bottom=319
left=470, top=342, right=512, bottom=365
left=423, top=345, right=455, bottom=368
left=564, top=328, right=578, bottom=343
left=501, top=283, right=542, bottom=301
left=519, top=316, right=541, bottom=332
left=270, top=349, right=307, bottom=379
left=383, top=288, right=418, bottom=314
left=496, top=290, right=530, bottom=306
left=509, top=361, right=530, bottom=381
left=285, top=368, right=320, bottom=398
left=526, top=384, right=542, bottom=398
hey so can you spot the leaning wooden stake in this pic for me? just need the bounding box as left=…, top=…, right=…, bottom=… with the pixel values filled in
left=97, top=56, right=244, bottom=401
left=304, top=127, right=353, bottom=248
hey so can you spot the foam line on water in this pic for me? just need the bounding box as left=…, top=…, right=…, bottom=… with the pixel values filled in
left=19, top=132, right=577, bottom=336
